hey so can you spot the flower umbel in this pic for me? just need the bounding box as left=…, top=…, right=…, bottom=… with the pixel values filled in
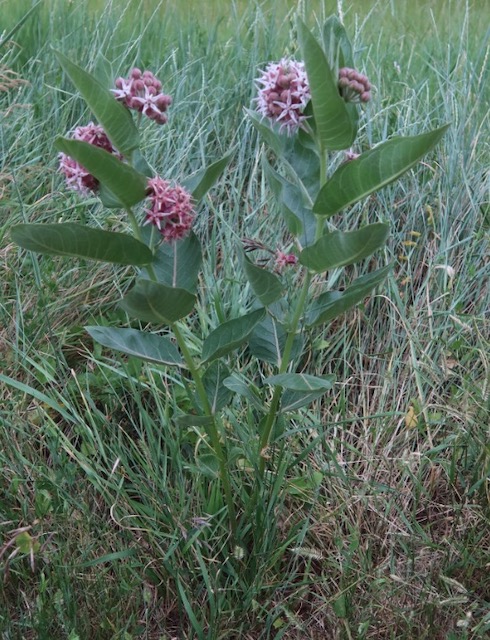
left=275, top=250, right=298, bottom=271
left=58, top=122, right=119, bottom=194
left=113, top=68, right=172, bottom=125
left=145, top=177, right=195, bottom=242
left=338, top=67, right=371, bottom=103
left=255, top=58, right=310, bottom=134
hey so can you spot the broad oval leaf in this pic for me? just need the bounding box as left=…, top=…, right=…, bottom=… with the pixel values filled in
left=245, top=108, right=286, bottom=155
left=222, top=373, right=264, bottom=412
left=55, top=137, right=147, bottom=208
left=202, top=308, right=266, bottom=363
left=11, top=223, right=153, bottom=265
left=54, top=50, right=139, bottom=155
left=264, top=373, right=335, bottom=392
left=248, top=315, right=303, bottom=366
left=142, top=232, right=202, bottom=292
left=262, top=157, right=317, bottom=245
left=306, top=264, right=392, bottom=326
left=296, top=18, right=356, bottom=150
left=243, top=254, right=284, bottom=306
left=314, top=125, right=450, bottom=217
left=85, top=326, right=184, bottom=366
left=183, top=152, right=233, bottom=203
left=322, top=15, right=354, bottom=69
left=299, top=223, right=389, bottom=273
left=120, top=279, right=196, bottom=324
left=203, top=361, right=233, bottom=413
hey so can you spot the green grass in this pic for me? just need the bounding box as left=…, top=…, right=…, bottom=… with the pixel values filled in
left=1, top=0, right=489, bottom=638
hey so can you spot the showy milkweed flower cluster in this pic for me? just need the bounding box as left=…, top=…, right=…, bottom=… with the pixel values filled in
left=255, top=58, right=311, bottom=134
left=275, top=250, right=298, bottom=271
left=144, top=177, right=195, bottom=242
left=58, top=122, right=120, bottom=194
left=113, top=68, right=172, bottom=125
left=338, top=67, right=371, bottom=103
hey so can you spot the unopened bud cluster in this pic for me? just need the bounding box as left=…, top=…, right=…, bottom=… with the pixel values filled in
left=58, top=122, right=120, bottom=193
left=113, top=68, right=172, bottom=125
left=338, top=67, right=371, bottom=103
left=255, top=59, right=311, bottom=134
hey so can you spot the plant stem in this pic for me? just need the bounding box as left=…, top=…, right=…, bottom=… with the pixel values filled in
left=257, top=143, right=328, bottom=477
left=125, top=206, right=237, bottom=536
left=171, top=322, right=237, bottom=537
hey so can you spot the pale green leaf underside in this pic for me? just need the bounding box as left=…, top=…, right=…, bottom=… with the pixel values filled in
left=264, top=373, right=335, bottom=392
left=85, top=326, right=184, bottom=366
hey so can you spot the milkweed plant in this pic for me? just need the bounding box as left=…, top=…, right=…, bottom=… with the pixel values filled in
left=11, top=17, right=448, bottom=542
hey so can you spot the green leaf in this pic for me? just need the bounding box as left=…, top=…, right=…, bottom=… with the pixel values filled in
left=183, top=152, right=233, bottom=202
left=142, top=232, right=202, bottom=293
left=322, top=15, right=354, bottom=69
left=54, top=49, right=140, bottom=154
left=245, top=108, right=286, bottom=154
left=264, top=373, right=335, bottom=392
left=248, top=315, right=303, bottom=366
left=264, top=373, right=335, bottom=414
left=313, top=125, right=450, bottom=217
left=11, top=223, right=153, bottom=265
left=282, top=133, right=320, bottom=198
left=222, top=373, right=264, bottom=412
left=203, top=361, right=233, bottom=413
left=202, top=308, right=266, bottom=363
left=262, top=157, right=317, bottom=245
left=85, top=326, right=184, bottom=366
left=296, top=18, right=356, bottom=150
left=299, top=223, right=389, bottom=273
left=120, top=279, right=196, bottom=324
left=242, top=254, right=284, bottom=306
left=55, top=137, right=147, bottom=208
left=306, top=264, right=392, bottom=326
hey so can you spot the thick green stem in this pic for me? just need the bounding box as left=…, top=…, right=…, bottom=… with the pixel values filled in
left=171, top=323, right=237, bottom=536
left=257, top=143, right=328, bottom=477
left=126, top=206, right=237, bottom=536
left=258, top=270, right=312, bottom=476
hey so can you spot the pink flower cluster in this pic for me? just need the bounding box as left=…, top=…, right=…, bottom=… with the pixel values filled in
left=275, top=250, right=298, bottom=271
left=255, top=59, right=311, bottom=134
left=338, top=67, right=371, bottom=103
left=144, top=177, right=195, bottom=242
left=113, top=68, right=172, bottom=125
left=58, top=122, right=119, bottom=193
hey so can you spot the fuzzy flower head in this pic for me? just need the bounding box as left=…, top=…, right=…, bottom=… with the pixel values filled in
left=338, top=67, right=371, bottom=103
left=144, top=177, right=195, bottom=242
left=113, top=68, right=172, bottom=125
left=58, top=122, right=118, bottom=194
left=275, top=250, right=298, bottom=271
left=255, top=58, right=311, bottom=134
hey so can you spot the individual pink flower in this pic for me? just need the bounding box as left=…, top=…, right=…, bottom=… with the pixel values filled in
left=338, top=67, right=371, bottom=103
left=113, top=68, right=172, bottom=125
left=255, top=58, right=311, bottom=134
left=144, top=177, right=195, bottom=242
left=58, top=122, right=119, bottom=194
left=275, top=250, right=298, bottom=271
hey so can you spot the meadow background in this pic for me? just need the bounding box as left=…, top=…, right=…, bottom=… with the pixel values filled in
left=1, top=0, right=489, bottom=638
